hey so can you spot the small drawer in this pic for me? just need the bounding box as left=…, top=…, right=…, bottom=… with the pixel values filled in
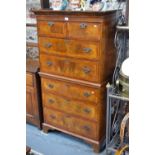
left=43, top=92, right=99, bottom=121
left=40, top=54, right=100, bottom=83
left=26, top=73, right=34, bottom=86
left=39, top=37, right=99, bottom=60
left=44, top=108, right=98, bottom=139
left=67, top=22, right=102, bottom=41
left=41, top=77, right=102, bottom=103
left=38, top=21, right=66, bottom=38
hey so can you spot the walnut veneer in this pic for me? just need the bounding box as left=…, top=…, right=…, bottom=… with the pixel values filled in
left=33, top=10, right=117, bottom=152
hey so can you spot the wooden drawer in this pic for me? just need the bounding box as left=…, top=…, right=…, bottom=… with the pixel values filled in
left=67, top=22, right=102, bottom=41
left=26, top=86, right=35, bottom=116
left=44, top=108, right=98, bottom=139
left=40, top=54, right=100, bottom=82
left=41, top=77, right=102, bottom=103
left=43, top=92, right=99, bottom=121
left=39, top=37, right=99, bottom=60
left=26, top=73, right=34, bottom=86
left=38, top=20, right=66, bottom=38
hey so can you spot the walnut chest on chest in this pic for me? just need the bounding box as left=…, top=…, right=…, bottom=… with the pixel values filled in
left=34, top=10, right=117, bottom=152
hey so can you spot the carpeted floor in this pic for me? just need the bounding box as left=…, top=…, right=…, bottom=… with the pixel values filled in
left=26, top=124, right=106, bottom=155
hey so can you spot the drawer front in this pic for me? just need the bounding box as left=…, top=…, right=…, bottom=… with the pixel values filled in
left=38, top=21, right=66, bottom=38
left=39, top=37, right=99, bottom=60
left=26, top=73, right=34, bottom=86
left=40, top=54, right=100, bottom=82
left=43, top=92, right=98, bottom=121
left=44, top=108, right=98, bottom=139
left=41, top=78, right=102, bottom=103
left=68, top=22, right=102, bottom=41
left=26, top=86, right=35, bottom=116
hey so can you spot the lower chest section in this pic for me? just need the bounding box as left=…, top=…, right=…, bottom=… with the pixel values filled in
left=41, top=76, right=105, bottom=140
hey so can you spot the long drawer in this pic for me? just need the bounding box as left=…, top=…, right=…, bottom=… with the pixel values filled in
left=42, top=92, right=99, bottom=121
left=41, top=77, right=103, bottom=103
left=40, top=54, right=100, bottom=83
left=39, top=37, right=100, bottom=60
left=44, top=107, right=98, bottom=139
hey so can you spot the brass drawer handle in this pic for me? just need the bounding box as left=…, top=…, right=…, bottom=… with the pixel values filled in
left=83, top=92, right=91, bottom=97
left=83, top=108, right=91, bottom=114
left=80, top=23, right=87, bottom=29
left=46, top=61, right=53, bottom=66
left=82, top=67, right=91, bottom=74
left=83, top=48, right=92, bottom=53
left=82, top=125, right=90, bottom=132
left=48, top=83, right=54, bottom=88
left=48, top=98, right=55, bottom=104
left=44, top=43, right=52, bottom=48
left=65, top=84, right=70, bottom=88
left=64, top=59, right=70, bottom=64
left=66, top=114, right=71, bottom=118
left=64, top=39, right=70, bottom=43
left=50, top=114, right=56, bottom=119
left=65, top=98, right=70, bottom=103
left=48, top=21, right=54, bottom=26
